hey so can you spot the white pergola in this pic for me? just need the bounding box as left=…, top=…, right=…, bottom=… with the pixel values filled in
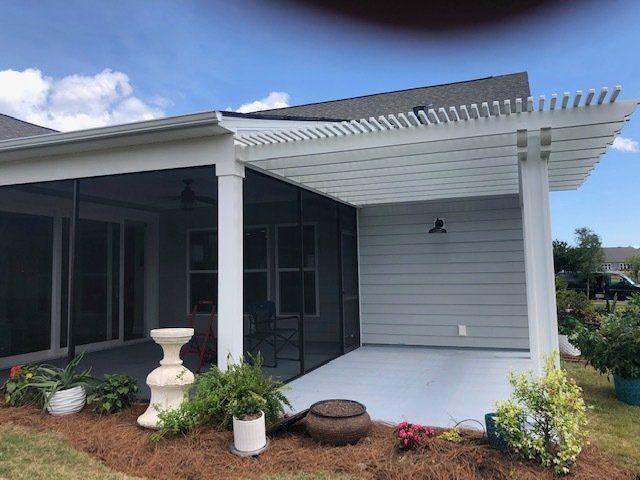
left=226, top=87, right=638, bottom=372
left=235, top=87, right=636, bottom=206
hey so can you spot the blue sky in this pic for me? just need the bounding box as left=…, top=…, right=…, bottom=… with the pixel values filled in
left=1, top=0, right=639, bottom=246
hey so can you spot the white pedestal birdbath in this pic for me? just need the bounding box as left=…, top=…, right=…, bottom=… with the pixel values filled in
left=137, top=328, right=195, bottom=429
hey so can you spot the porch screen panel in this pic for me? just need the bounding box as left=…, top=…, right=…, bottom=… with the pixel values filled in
left=301, top=191, right=342, bottom=371
left=0, top=211, right=53, bottom=357
left=243, top=170, right=301, bottom=381
left=340, top=205, right=360, bottom=352
left=61, top=218, right=120, bottom=346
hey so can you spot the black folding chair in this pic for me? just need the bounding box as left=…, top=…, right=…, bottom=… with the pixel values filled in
left=245, top=301, right=299, bottom=368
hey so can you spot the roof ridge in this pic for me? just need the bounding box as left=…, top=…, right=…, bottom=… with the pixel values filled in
left=257, top=72, right=528, bottom=113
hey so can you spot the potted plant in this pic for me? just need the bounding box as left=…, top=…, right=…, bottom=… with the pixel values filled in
left=484, top=412, right=508, bottom=451
left=573, top=296, right=640, bottom=406
left=29, top=354, right=94, bottom=416
left=230, top=395, right=268, bottom=454
left=223, top=356, right=289, bottom=455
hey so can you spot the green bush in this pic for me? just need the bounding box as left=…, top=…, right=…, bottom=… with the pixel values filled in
left=87, top=374, right=139, bottom=414
left=153, top=402, right=201, bottom=439
left=556, top=277, right=600, bottom=331
left=155, top=354, right=290, bottom=437
left=572, top=299, right=640, bottom=378
left=494, top=356, right=588, bottom=475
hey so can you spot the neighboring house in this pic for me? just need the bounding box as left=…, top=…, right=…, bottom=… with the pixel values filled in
left=0, top=71, right=637, bottom=383
left=601, top=246, right=640, bottom=271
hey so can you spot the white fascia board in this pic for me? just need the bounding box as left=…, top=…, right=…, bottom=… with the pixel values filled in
left=0, top=111, right=231, bottom=163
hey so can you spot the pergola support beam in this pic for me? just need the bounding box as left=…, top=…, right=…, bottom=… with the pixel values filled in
left=518, top=128, right=559, bottom=374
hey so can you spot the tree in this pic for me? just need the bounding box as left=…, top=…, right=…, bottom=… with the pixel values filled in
left=552, top=240, right=580, bottom=273
left=574, top=227, right=604, bottom=298
left=624, top=254, right=640, bottom=283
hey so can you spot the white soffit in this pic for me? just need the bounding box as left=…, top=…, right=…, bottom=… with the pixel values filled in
left=235, top=87, right=638, bottom=206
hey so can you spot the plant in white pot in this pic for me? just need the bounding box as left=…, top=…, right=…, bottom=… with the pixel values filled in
left=29, top=354, right=94, bottom=416
left=230, top=394, right=268, bottom=454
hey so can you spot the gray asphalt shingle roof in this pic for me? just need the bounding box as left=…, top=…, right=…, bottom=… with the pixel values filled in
left=256, top=72, right=530, bottom=120
left=0, top=113, right=56, bottom=141
left=602, top=247, right=640, bottom=263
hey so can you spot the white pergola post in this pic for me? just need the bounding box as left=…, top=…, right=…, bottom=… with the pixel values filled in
left=518, top=128, right=559, bottom=374
left=216, top=158, right=245, bottom=370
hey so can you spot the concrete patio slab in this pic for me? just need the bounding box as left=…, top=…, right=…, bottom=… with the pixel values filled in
left=286, top=345, right=533, bottom=428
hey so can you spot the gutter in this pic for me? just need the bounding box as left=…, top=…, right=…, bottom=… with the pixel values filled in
left=0, top=111, right=231, bottom=161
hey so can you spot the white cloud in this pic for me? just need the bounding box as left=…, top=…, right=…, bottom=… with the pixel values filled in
left=0, top=68, right=165, bottom=131
left=235, top=91, right=290, bottom=113
left=611, top=136, right=639, bottom=153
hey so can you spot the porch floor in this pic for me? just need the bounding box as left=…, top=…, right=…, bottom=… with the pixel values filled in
left=286, top=345, right=534, bottom=428
left=3, top=344, right=534, bottom=428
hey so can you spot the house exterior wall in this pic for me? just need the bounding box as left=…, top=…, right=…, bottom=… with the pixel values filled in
left=358, top=194, right=529, bottom=350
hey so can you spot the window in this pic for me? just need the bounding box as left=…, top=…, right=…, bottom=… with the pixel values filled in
left=188, top=229, right=217, bottom=312
left=602, top=263, right=611, bottom=271
left=188, top=227, right=271, bottom=313
left=619, top=263, right=629, bottom=271
left=609, top=274, right=625, bottom=287
left=277, top=224, right=318, bottom=316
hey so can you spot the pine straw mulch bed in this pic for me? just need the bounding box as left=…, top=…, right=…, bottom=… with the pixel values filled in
left=0, top=402, right=635, bottom=480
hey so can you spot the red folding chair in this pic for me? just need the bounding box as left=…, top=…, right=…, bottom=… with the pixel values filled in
left=181, top=300, right=217, bottom=372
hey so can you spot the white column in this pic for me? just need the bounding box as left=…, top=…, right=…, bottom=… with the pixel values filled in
left=518, top=128, right=559, bottom=374
left=216, top=158, right=245, bottom=370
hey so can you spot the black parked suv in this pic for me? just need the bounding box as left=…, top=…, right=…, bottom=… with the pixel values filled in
left=557, top=271, right=640, bottom=300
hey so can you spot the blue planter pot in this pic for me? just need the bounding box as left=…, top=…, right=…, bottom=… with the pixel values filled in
left=614, top=375, right=640, bottom=406
left=485, top=413, right=509, bottom=451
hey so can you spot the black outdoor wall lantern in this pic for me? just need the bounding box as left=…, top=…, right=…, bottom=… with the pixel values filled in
left=428, top=217, right=447, bottom=233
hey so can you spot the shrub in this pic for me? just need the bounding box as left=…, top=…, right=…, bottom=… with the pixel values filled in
left=155, top=354, right=290, bottom=437
left=494, top=356, right=588, bottom=475
left=87, top=374, right=139, bottom=414
left=572, top=300, right=640, bottom=378
left=395, top=422, right=435, bottom=450
left=438, top=428, right=463, bottom=443
left=1, top=364, right=41, bottom=407
left=153, top=402, right=201, bottom=439
left=556, top=277, right=600, bottom=330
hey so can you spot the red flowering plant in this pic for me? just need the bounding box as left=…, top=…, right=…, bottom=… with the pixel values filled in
left=2, top=363, right=40, bottom=407
left=396, top=421, right=435, bottom=450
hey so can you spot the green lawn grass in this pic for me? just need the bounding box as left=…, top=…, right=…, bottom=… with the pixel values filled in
left=0, top=423, right=135, bottom=480
left=563, top=361, right=640, bottom=473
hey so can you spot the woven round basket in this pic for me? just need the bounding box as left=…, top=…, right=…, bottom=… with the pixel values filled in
left=305, top=399, right=371, bottom=446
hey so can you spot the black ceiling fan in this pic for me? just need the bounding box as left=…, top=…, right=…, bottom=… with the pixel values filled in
left=164, top=179, right=217, bottom=210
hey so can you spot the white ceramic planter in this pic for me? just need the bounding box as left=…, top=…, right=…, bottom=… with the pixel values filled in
left=137, top=328, right=195, bottom=429
left=559, top=334, right=581, bottom=357
left=47, top=386, right=86, bottom=416
left=233, top=411, right=267, bottom=453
